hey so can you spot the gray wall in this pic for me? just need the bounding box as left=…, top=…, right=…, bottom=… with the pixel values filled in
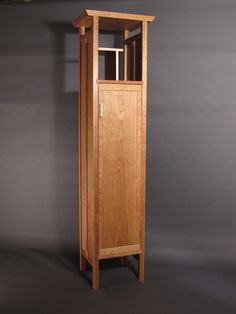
left=0, top=0, right=236, bottom=258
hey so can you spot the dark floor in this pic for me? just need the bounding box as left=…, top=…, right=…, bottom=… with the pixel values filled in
left=0, top=249, right=235, bottom=314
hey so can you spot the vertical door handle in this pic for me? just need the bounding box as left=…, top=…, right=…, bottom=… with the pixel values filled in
left=99, top=103, right=104, bottom=118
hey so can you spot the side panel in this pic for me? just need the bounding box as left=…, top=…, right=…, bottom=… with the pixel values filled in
left=86, top=30, right=96, bottom=261
left=79, top=34, right=88, bottom=254
left=79, top=30, right=95, bottom=260
left=98, top=83, right=142, bottom=255
left=79, top=17, right=99, bottom=268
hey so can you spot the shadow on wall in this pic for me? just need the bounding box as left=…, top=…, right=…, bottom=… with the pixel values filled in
left=46, top=21, right=79, bottom=254
left=0, top=15, right=81, bottom=252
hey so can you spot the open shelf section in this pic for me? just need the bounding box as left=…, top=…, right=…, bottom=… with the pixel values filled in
left=99, top=47, right=124, bottom=80
left=98, top=29, right=143, bottom=82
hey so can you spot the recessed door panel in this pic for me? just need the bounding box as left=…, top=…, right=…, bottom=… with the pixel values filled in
left=98, top=84, right=142, bottom=250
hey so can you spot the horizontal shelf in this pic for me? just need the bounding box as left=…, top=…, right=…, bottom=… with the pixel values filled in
left=98, top=80, right=143, bottom=85
left=99, top=47, right=124, bottom=52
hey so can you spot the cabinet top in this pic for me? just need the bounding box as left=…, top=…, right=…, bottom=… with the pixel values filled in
left=73, top=9, right=155, bottom=31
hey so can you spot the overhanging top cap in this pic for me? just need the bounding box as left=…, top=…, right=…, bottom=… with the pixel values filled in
left=73, top=9, right=155, bottom=30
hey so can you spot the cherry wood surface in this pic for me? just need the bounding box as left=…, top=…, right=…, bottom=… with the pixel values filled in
left=74, top=10, right=154, bottom=289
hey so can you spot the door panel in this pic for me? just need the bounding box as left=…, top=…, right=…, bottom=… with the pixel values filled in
left=98, top=84, right=142, bottom=250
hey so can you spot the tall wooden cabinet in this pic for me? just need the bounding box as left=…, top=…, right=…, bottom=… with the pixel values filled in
left=73, top=10, right=155, bottom=289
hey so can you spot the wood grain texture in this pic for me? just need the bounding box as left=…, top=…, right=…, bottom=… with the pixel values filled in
left=79, top=32, right=88, bottom=256
left=74, top=10, right=155, bottom=289
left=98, top=80, right=143, bottom=85
left=124, top=29, right=129, bottom=80
left=92, top=16, right=99, bottom=263
left=80, top=253, right=87, bottom=271
left=98, top=83, right=142, bottom=250
left=81, top=250, right=93, bottom=266
left=73, top=9, right=155, bottom=26
left=140, top=21, right=148, bottom=257
left=92, top=260, right=99, bottom=289
left=73, top=10, right=155, bottom=31
left=139, top=253, right=145, bottom=282
left=98, top=83, right=142, bottom=91
left=73, top=11, right=88, bottom=28
left=86, top=30, right=95, bottom=262
left=86, top=9, right=155, bottom=21
left=99, top=244, right=141, bottom=259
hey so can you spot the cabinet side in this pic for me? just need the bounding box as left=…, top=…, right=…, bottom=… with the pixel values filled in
left=79, top=17, right=99, bottom=265
left=140, top=21, right=148, bottom=263
left=86, top=16, right=99, bottom=263
left=79, top=26, right=97, bottom=263
left=79, top=29, right=88, bottom=256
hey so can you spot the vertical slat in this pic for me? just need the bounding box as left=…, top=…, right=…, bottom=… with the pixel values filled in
left=139, top=253, right=145, bottom=281
left=86, top=30, right=94, bottom=262
left=92, top=16, right=99, bottom=286
left=140, top=20, right=148, bottom=280
left=123, top=29, right=129, bottom=80
left=121, top=256, right=126, bottom=265
left=78, top=27, right=83, bottom=269
left=133, top=40, right=136, bottom=80
left=79, top=26, right=87, bottom=269
left=115, top=50, right=119, bottom=80
left=93, top=260, right=99, bottom=289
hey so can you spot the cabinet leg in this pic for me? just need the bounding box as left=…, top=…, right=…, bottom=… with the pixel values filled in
left=121, top=256, right=126, bottom=265
left=138, top=254, right=145, bottom=282
left=80, top=253, right=86, bottom=271
left=92, top=260, right=99, bottom=289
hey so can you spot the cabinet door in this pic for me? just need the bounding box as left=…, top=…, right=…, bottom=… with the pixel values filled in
left=98, top=84, right=142, bottom=256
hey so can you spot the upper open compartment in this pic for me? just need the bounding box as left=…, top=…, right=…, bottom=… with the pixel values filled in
left=73, top=10, right=155, bottom=82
